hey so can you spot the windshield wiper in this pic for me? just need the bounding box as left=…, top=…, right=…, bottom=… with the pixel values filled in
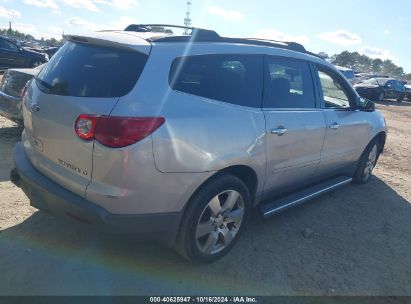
left=34, top=77, right=53, bottom=91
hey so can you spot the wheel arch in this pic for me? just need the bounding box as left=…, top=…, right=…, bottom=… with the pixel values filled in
left=182, top=165, right=259, bottom=215
left=217, top=165, right=259, bottom=203
left=375, top=131, right=387, bottom=153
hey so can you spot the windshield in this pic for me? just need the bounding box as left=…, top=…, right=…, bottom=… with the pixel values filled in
left=362, top=78, right=379, bottom=85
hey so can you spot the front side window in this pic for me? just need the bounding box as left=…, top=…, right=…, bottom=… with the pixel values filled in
left=317, top=69, right=351, bottom=109
left=169, top=54, right=263, bottom=108
left=263, top=57, right=315, bottom=109
left=385, top=80, right=394, bottom=88
left=395, top=81, right=404, bottom=91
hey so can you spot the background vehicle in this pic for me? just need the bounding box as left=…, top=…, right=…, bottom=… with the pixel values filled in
left=0, top=64, right=44, bottom=123
left=21, top=41, right=60, bottom=59
left=0, top=36, right=48, bottom=70
left=354, top=73, right=389, bottom=84
left=354, top=77, right=406, bottom=102
left=405, top=84, right=411, bottom=100
left=335, top=65, right=356, bottom=85
left=11, top=25, right=387, bottom=263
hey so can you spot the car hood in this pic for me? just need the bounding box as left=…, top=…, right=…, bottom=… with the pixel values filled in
left=21, top=47, right=47, bottom=58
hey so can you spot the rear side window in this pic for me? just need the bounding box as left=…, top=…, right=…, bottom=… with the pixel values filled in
left=36, top=41, right=148, bottom=97
left=169, top=54, right=263, bottom=108
left=263, top=57, right=315, bottom=109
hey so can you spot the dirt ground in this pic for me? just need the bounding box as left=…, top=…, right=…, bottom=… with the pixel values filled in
left=0, top=94, right=411, bottom=296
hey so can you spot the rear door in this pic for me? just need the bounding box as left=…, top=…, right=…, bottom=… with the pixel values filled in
left=23, top=38, right=150, bottom=197
left=263, top=56, right=326, bottom=195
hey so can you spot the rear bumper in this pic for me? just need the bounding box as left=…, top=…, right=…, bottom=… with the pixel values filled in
left=11, top=142, right=182, bottom=246
left=0, top=90, right=22, bottom=122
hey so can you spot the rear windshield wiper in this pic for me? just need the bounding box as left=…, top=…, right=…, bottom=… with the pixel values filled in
left=34, top=77, right=53, bottom=91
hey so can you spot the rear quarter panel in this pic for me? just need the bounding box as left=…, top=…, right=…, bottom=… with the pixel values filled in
left=110, top=44, right=269, bottom=197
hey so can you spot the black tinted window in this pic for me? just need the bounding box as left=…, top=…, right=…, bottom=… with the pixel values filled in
left=36, top=41, right=148, bottom=97
left=169, top=54, right=263, bottom=108
left=263, top=57, right=315, bottom=108
left=0, top=39, right=18, bottom=51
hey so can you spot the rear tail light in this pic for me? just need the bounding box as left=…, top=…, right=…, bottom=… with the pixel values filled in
left=75, top=115, right=165, bottom=148
left=21, top=79, right=32, bottom=98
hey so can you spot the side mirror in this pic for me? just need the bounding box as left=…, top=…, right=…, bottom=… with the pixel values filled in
left=357, top=97, right=375, bottom=112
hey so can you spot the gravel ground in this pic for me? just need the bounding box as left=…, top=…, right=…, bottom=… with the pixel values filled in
left=0, top=95, right=410, bottom=296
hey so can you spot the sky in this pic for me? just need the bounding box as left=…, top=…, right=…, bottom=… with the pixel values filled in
left=0, top=0, right=410, bottom=72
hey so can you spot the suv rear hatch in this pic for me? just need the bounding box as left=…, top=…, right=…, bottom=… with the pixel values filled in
left=22, top=32, right=150, bottom=197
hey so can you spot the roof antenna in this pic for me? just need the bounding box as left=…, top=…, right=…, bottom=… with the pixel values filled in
left=184, top=1, right=192, bottom=35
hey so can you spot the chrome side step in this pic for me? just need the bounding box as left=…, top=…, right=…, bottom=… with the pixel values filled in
left=260, top=176, right=352, bottom=219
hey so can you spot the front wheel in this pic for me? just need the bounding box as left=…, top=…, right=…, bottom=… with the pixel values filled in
left=397, top=94, right=404, bottom=102
left=176, top=174, right=251, bottom=263
left=353, top=140, right=380, bottom=184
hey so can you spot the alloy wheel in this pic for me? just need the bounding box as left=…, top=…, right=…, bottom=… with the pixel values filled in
left=195, top=190, right=245, bottom=255
left=363, top=144, right=377, bottom=181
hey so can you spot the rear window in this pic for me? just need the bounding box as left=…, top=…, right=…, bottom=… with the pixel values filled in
left=169, top=54, right=263, bottom=108
left=36, top=41, right=148, bottom=97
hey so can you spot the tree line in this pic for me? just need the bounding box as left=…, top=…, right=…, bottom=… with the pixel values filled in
left=0, top=28, right=62, bottom=46
left=1, top=28, right=409, bottom=80
left=318, top=51, right=411, bottom=80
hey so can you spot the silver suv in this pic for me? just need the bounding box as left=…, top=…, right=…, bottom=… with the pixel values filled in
left=11, top=25, right=387, bottom=263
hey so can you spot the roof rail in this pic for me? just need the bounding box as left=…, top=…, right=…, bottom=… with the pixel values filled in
left=124, top=24, right=220, bottom=40
left=124, top=24, right=322, bottom=59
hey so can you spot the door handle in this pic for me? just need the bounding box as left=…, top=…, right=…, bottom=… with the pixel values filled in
left=329, top=122, right=340, bottom=130
left=271, top=127, right=288, bottom=136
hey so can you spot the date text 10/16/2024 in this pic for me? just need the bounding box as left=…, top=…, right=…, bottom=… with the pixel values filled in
left=150, top=297, right=258, bottom=303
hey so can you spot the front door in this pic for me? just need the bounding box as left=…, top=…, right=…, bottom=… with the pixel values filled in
left=314, top=65, right=371, bottom=177
left=263, top=56, right=326, bottom=195
left=384, top=80, right=397, bottom=99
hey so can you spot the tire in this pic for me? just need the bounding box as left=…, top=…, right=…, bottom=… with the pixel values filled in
left=397, top=94, right=404, bottom=102
left=176, top=173, right=251, bottom=263
left=378, top=91, right=385, bottom=102
left=352, top=139, right=380, bottom=184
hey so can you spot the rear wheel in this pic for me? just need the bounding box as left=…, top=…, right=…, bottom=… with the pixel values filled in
left=176, top=174, right=251, bottom=263
left=397, top=93, right=404, bottom=102
left=353, top=139, right=380, bottom=184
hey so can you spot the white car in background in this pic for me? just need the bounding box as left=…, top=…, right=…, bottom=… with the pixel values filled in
left=335, top=65, right=356, bottom=85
